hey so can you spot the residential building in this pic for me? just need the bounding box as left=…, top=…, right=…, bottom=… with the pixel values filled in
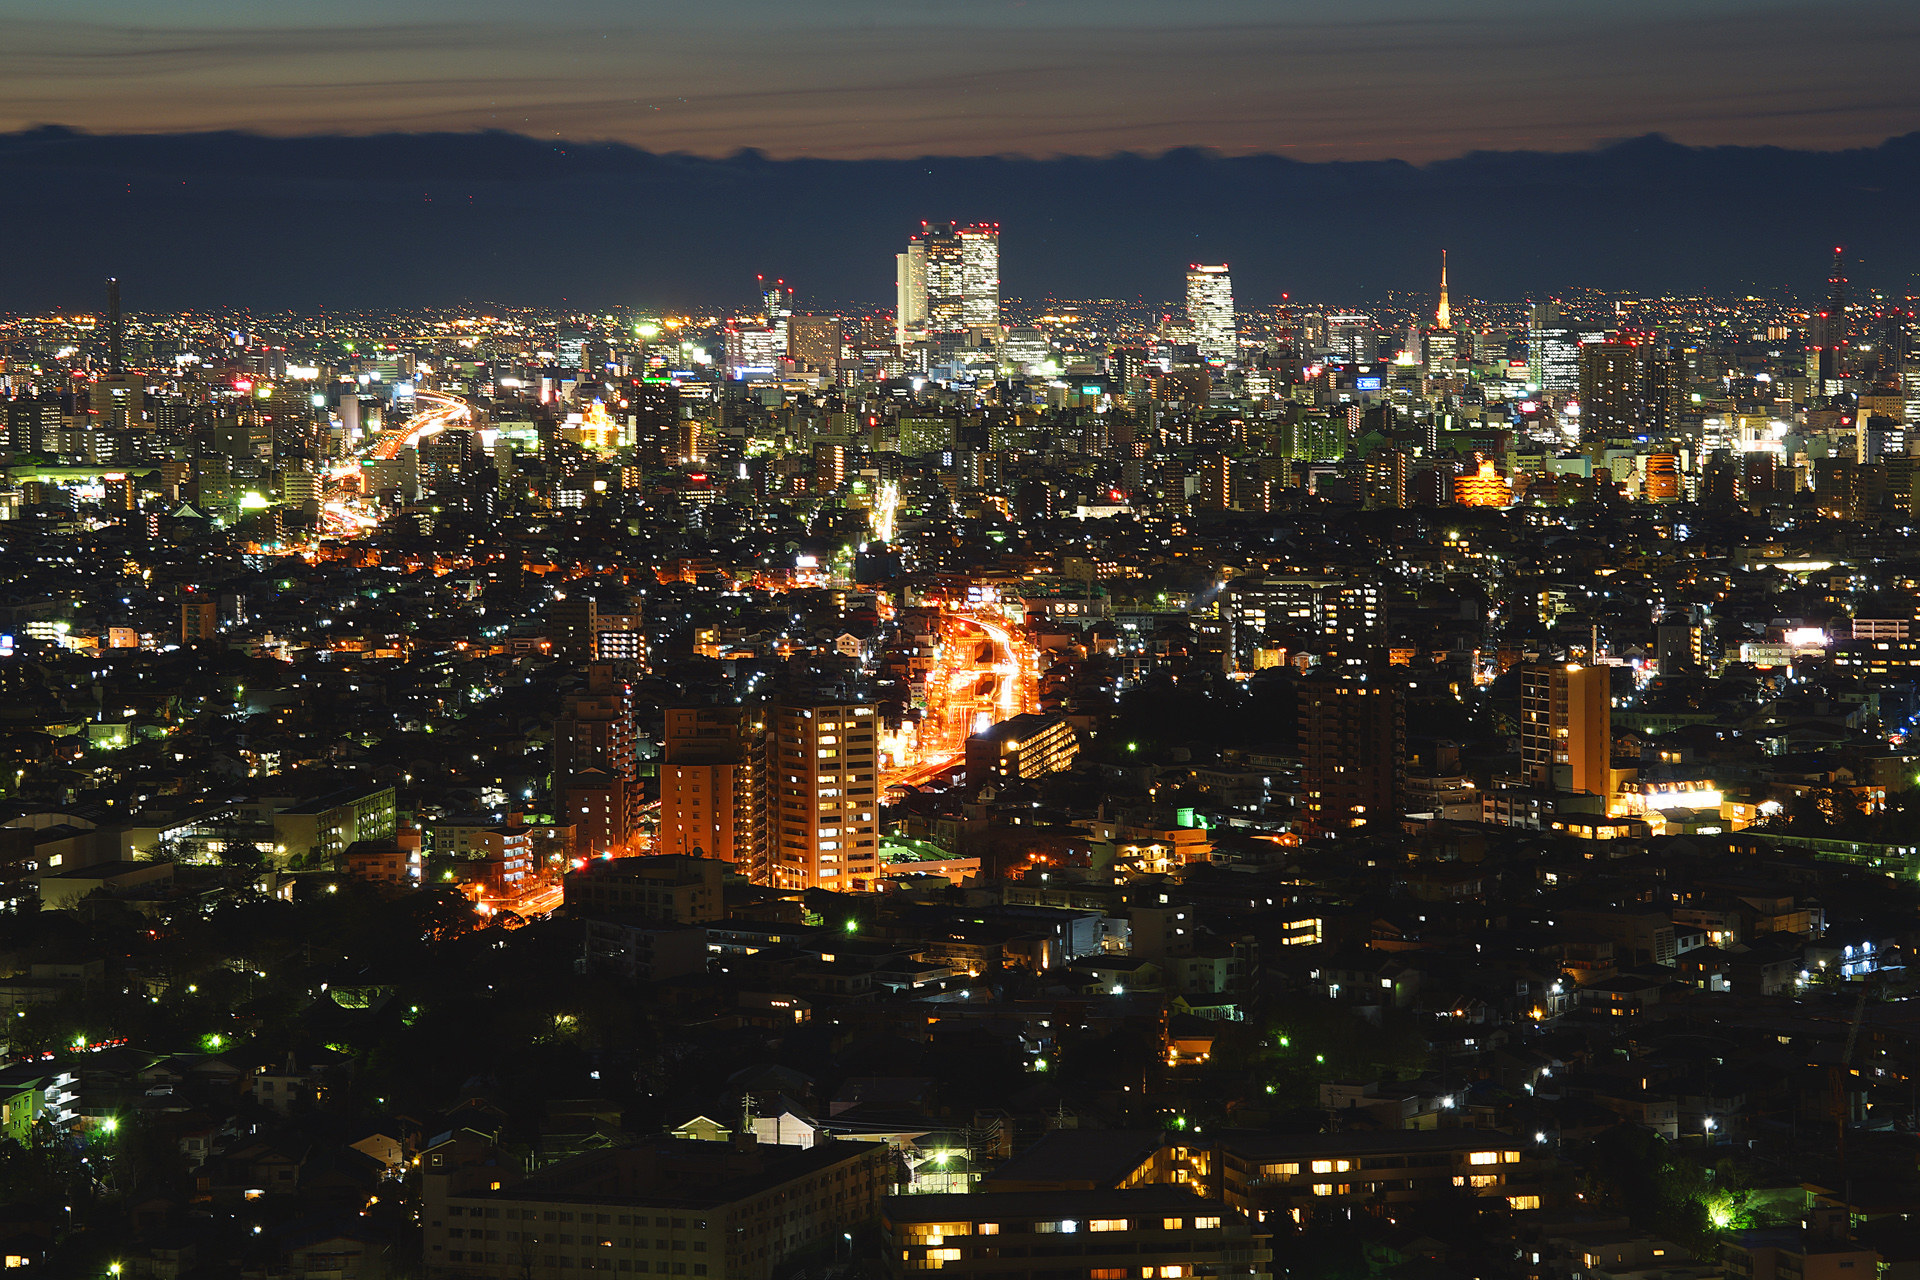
left=422, top=1137, right=895, bottom=1280
left=880, top=1188, right=1272, bottom=1279
left=769, top=700, right=880, bottom=891
left=965, top=713, right=1079, bottom=787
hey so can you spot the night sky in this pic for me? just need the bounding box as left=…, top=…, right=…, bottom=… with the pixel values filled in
left=7, top=0, right=1920, bottom=160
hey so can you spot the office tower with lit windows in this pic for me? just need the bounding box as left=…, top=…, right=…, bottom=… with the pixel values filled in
left=895, top=241, right=927, bottom=345
left=1577, top=341, right=1684, bottom=442
left=1578, top=342, right=1644, bottom=440
left=1643, top=348, right=1683, bottom=435
left=1299, top=675, right=1405, bottom=835
left=759, top=277, right=793, bottom=345
left=1520, top=662, right=1611, bottom=797
left=957, top=224, right=1000, bottom=333
left=1325, top=313, right=1375, bottom=364
left=770, top=701, right=880, bottom=891
left=787, top=315, right=843, bottom=370
left=658, top=705, right=768, bottom=878
left=1527, top=301, right=1581, bottom=393
left=1186, top=264, right=1236, bottom=360
left=923, top=226, right=965, bottom=335
left=898, top=222, right=1000, bottom=342
left=1226, top=576, right=1382, bottom=661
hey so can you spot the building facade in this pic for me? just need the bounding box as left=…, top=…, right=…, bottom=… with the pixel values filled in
left=770, top=701, right=880, bottom=891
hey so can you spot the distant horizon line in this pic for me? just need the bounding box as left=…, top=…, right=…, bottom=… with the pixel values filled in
left=7, top=121, right=1920, bottom=168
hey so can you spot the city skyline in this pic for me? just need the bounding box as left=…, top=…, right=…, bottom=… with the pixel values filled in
left=3, top=128, right=1920, bottom=313
left=8, top=3, right=1920, bottom=1277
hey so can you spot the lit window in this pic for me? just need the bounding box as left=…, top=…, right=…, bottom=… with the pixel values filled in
left=1195, top=1217, right=1221, bottom=1229
left=1467, top=1151, right=1502, bottom=1165
left=1089, top=1219, right=1128, bottom=1232
left=1161, top=1217, right=1184, bottom=1230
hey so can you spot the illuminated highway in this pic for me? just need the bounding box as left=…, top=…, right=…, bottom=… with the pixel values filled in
left=314, top=391, right=473, bottom=537
left=888, top=602, right=1041, bottom=789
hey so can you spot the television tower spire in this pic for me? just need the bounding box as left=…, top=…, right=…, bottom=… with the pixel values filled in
left=1435, top=250, right=1451, bottom=331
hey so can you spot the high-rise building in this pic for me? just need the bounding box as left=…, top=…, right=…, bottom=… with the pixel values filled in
left=923, top=226, right=966, bottom=336
left=957, top=224, right=1000, bottom=334
left=898, top=222, right=999, bottom=342
left=1644, top=452, right=1681, bottom=502
left=723, top=324, right=783, bottom=377
left=626, top=379, right=680, bottom=465
left=180, top=599, right=219, bottom=644
left=1577, top=341, right=1684, bottom=442
left=1186, top=264, right=1236, bottom=360
left=1529, top=328, right=1580, bottom=393
left=555, top=669, right=647, bottom=854
left=548, top=597, right=646, bottom=664
left=89, top=279, right=144, bottom=435
left=1226, top=576, right=1382, bottom=660
left=563, top=769, right=635, bottom=856
left=769, top=700, right=880, bottom=891
left=658, top=705, right=768, bottom=878
left=1325, top=314, right=1375, bottom=364
left=895, top=241, right=927, bottom=346
left=1643, top=348, right=1683, bottom=436
left=1520, top=662, right=1611, bottom=797
left=1811, top=246, right=1849, bottom=382
left=555, top=666, right=638, bottom=782
left=1299, top=676, right=1406, bottom=835
left=759, top=276, right=792, bottom=343
left=1578, top=342, right=1645, bottom=440
left=787, top=315, right=843, bottom=369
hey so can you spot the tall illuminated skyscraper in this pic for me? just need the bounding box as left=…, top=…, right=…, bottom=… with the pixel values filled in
left=1811, top=246, right=1849, bottom=383
left=898, top=222, right=999, bottom=342
left=1186, top=264, right=1236, bottom=360
left=895, top=241, right=926, bottom=345
left=957, top=223, right=1000, bottom=334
